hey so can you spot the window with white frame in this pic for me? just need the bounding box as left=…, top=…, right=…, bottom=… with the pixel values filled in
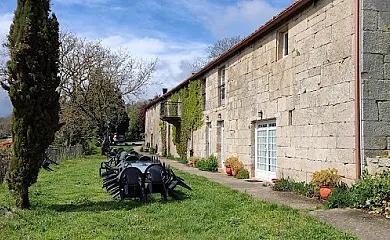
left=218, top=67, right=226, bottom=106
left=283, top=32, right=288, bottom=57
left=277, top=27, right=288, bottom=60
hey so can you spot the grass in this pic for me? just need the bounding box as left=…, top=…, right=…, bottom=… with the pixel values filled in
left=0, top=156, right=356, bottom=239
left=110, top=145, right=134, bottom=151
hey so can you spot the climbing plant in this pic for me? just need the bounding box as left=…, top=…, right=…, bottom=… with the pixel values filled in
left=171, top=93, right=179, bottom=145
left=159, top=120, right=167, bottom=156
left=170, top=79, right=203, bottom=158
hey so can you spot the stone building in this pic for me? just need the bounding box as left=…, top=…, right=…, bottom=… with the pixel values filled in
left=145, top=0, right=390, bottom=182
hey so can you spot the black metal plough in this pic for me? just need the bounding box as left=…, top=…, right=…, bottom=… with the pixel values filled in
left=99, top=148, right=191, bottom=202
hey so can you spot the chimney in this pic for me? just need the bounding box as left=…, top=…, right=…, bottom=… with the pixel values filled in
left=162, top=88, right=168, bottom=94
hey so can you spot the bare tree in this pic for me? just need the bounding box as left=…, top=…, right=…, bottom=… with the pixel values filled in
left=190, top=36, right=241, bottom=72
left=59, top=31, right=157, bottom=153
left=206, top=35, right=241, bottom=60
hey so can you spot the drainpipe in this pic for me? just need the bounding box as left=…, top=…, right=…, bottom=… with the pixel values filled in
left=354, top=0, right=361, bottom=180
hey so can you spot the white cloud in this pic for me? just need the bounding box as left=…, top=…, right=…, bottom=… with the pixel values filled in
left=209, top=0, right=282, bottom=38
left=101, top=36, right=166, bottom=57
left=0, top=13, right=12, bottom=117
left=173, top=0, right=283, bottom=39
left=100, top=34, right=207, bottom=99
left=0, top=13, right=12, bottom=39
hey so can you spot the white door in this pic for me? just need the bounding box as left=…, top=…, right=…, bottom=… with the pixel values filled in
left=255, top=122, right=276, bottom=180
left=206, top=123, right=212, bottom=157
left=220, top=121, right=225, bottom=167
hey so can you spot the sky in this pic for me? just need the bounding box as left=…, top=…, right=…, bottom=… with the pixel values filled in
left=0, top=0, right=295, bottom=117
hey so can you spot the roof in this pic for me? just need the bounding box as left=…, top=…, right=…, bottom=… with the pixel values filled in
left=146, top=0, right=313, bottom=110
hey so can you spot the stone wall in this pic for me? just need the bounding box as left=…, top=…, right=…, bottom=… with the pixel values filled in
left=361, top=0, right=390, bottom=167
left=145, top=0, right=357, bottom=182
left=196, top=0, right=356, bottom=182
left=365, top=156, right=390, bottom=173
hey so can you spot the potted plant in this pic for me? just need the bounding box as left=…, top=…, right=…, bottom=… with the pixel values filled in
left=224, top=156, right=235, bottom=176
left=230, top=157, right=243, bottom=177
left=187, top=156, right=200, bottom=167
left=310, top=168, right=341, bottom=200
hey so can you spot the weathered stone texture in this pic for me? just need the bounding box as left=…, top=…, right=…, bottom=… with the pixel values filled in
left=145, top=0, right=360, bottom=182
left=362, top=0, right=390, bottom=171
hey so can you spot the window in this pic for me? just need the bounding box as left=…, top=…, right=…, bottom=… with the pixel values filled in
left=283, top=32, right=288, bottom=57
left=201, top=79, right=206, bottom=111
left=218, top=67, right=226, bottom=106
left=288, top=110, right=293, bottom=125
left=277, top=27, right=288, bottom=60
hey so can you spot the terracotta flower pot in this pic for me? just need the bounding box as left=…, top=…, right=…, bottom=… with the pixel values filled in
left=225, top=167, right=232, bottom=176
left=319, top=186, right=333, bottom=200
left=271, top=178, right=280, bottom=183
left=232, top=170, right=238, bottom=177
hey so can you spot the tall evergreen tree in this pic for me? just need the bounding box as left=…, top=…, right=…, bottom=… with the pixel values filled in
left=1, top=0, right=60, bottom=208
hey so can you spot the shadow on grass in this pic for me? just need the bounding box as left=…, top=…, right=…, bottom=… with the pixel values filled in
left=48, top=200, right=143, bottom=212
left=48, top=190, right=190, bottom=213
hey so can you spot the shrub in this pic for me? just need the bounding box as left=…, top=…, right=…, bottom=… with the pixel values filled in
left=324, top=183, right=352, bottom=209
left=83, top=138, right=99, bottom=155
left=162, top=148, right=167, bottom=157
left=311, top=168, right=341, bottom=188
left=349, top=169, right=390, bottom=217
left=180, top=158, right=188, bottom=164
left=167, top=154, right=174, bottom=159
left=196, top=155, right=218, bottom=172
left=273, top=178, right=291, bottom=191
left=188, top=156, right=200, bottom=167
left=273, top=178, right=316, bottom=198
left=224, top=156, right=237, bottom=168
left=230, top=157, right=243, bottom=172
left=236, top=169, right=249, bottom=179
left=324, top=169, right=390, bottom=217
left=149, top=147, right=155, bottom=154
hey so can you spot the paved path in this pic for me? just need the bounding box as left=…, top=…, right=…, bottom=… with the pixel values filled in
left=138, top=148, right=390, bottom=239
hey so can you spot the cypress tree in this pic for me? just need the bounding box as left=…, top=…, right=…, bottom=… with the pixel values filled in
left=2, top=0, right=60, bottom=208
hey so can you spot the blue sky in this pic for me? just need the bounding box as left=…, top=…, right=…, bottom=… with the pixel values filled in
left=0, top=0, right=295, bottom=117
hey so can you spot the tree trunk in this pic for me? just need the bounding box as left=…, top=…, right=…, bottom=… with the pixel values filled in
left=15, top=185, right=30, bottom=209
left=101, top=136, right=110, bottom=155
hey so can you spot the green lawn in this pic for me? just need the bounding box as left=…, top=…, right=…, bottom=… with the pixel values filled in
left=111, top=145, right=134, bottom=151
left=0, top=156, right=356, bottom=239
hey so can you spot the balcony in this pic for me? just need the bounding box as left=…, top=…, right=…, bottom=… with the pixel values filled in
left=160, top=101, right=181, bottom=125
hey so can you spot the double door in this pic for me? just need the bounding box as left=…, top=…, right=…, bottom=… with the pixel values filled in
left=255, top=122, right=276, bottom=180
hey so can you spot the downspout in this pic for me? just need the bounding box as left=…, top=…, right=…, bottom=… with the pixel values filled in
left=354, top=0, right=361, bottom=180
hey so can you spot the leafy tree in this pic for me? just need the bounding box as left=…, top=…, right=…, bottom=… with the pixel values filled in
left=127, top=104, right=143, bottom=141
left=1, top=0, right=60, bottom=208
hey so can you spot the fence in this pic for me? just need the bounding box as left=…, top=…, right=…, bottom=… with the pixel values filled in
left=0, top=145, right=83, bottom=183
left=46, top=145, right=83, bottom=163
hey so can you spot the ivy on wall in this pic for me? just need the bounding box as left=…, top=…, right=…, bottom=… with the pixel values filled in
left=170, top=79, right=203, bottom=158
left=159, top=120, right=167, bottom=156
left=171, top=92, right=179, bottom=146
